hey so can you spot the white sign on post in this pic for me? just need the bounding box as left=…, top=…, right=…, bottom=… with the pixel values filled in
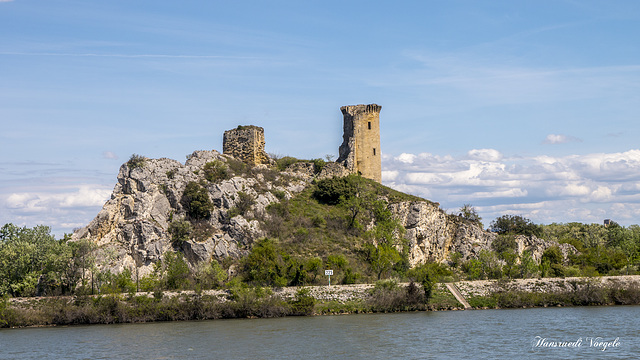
left=325, top=270, right=333, bottom=286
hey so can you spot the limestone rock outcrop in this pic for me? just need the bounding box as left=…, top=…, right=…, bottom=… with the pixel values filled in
left=72, top=150, right=306, bottom=276
left=73, top=149, right=571, bottom=277
left=514, top=235, right=579, bottom=264
left=390, top=201, right=495, bottom=266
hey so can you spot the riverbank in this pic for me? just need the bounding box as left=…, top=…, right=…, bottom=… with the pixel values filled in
left=456, top=275, right=640, bottom=308
left=2, top=275, right=640, bottom=328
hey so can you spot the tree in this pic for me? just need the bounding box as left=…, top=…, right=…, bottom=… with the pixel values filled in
left=0, top=224, right=75, bottom=297
left=459, top=204, right=482, bottom=227
left=490, top=215, right=541, bottom=237
left=407, top=263, right=452, bottom=301
left=181, top=182, right=214, bottom=219
left=518, top=251, right=539, bottom=278
left=365, top=243, right=402, bottom=280
left=241, top=238, right=286, bottom=286
left=203, top=160, right=230, bottom=183
left=163, top=252, right=191, bottom=290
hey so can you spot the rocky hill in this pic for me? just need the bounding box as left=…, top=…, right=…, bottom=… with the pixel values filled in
left=72, top=150, right=571, bottom=277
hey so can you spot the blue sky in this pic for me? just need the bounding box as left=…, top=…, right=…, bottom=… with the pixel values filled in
left=1, top=0, right=640, bottom=237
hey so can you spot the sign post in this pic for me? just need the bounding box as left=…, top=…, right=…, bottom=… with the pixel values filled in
left=325, top=270, right=333, bottom=286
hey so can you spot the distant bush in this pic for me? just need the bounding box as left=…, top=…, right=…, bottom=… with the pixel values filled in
left=310, top=158, right=326, bottom=174
left=203, top=160, right=230, bottom=183
left=289, top=288, right=316, bottom=315
left=490, top=215, right=542, bottom=237
left=168, top=219, right=192, bottom=244
left=127, top=154, right=146, bottom=169
left=234, top=191, right=255, bottom=216
left=226, top=158, right=248, bottom=176
left=313, top=175, right=360, bottom=205
left=491, top=234, right=517, bottom=254
left=181, top=182, right=214, bottom=220
left=458, top=204, right=482, bottom=226
left=275, top=156, right=300, bottom=171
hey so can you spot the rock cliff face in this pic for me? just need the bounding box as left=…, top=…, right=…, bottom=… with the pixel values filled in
left=73, top=150, right=307, bottom=276
left=73, top=150, right=572, bottom=276
left=389, top=201, right=495, bottom=266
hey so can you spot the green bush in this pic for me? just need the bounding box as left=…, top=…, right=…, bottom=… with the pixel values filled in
left=168, top=219, right=192, bottom=244
left=203, top=160, right=230, bottom=183
left=234, top=191, right=255, bottom=216
left=127, top=154, right=146, bottom=169
left=181, top=182, right=214, bottom=220
left=310, top=158, right=326, bottom=174
left=490, top=215, right=542, bottom=237
left=491, top=235, right=517, bottom=254
left=313, top=175, right=360, bottom=205
left=164, top=252, right=191, bottom=290
left=341, top=268, right=360, bottom=284
left=289, top=288, right=316, bottom=315
left=458, top=204, right=482, bottom=226
left=275, top=156, right=300, bottom=171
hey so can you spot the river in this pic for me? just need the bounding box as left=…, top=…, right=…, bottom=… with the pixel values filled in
left=1, top=306, right=637, bottom=359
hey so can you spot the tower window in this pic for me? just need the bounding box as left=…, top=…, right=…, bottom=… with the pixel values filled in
left=368, top=121, right=371, bottom=130
left=373, top=148, right=376, bottom=156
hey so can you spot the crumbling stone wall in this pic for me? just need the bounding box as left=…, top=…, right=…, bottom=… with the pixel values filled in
left=337, top=104, right=382, bottom=182
left=223, top=125, right=270, bottom=166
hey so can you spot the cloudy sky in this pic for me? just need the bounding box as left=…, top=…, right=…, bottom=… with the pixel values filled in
left=1, top=1, right=639, bottom=237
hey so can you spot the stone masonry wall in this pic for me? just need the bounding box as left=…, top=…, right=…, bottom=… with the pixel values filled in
left=337, top=104, right=382, bottom=182
left=223, top=125, right=270, bottom=166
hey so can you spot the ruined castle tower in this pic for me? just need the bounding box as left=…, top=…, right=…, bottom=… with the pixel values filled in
left=337, top=104, right=382, bottom=182
left=223, top=125, right=270, bottom=166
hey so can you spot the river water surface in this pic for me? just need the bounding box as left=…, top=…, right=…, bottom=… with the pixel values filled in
left=1, top=306, right=638, bottom=359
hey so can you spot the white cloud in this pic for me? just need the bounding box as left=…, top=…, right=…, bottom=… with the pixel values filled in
left=396, top=153, right=416, bottom=164
left=543, top=134, right=582, bottom=144
left=383, top=148, right=640, bottom=226
left=7, top=185, right=111, bottom=211
left=467, top=149, right=503, bottom=162
left=103, top=151, right=118, bottom=160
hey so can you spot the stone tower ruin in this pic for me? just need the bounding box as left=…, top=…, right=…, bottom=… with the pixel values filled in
left=223, top=125, right=270, bottom=166
left=337, top=104, right=382, bottom=182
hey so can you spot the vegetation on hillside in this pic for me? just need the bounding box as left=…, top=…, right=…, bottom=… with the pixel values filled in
left=2, top=157, right=640, bottom=320
left=452, top=211, right=640, bottom=280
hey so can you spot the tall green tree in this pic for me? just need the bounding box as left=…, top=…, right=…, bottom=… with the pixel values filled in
left=0, top=224, right=75, bottom=297
left=490, top=215, right=542, bottom=237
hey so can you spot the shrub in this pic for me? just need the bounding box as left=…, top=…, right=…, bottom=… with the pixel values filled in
left=490, top=215, right=542, bottom=237
left=203, top=160, right=230, bottom=183
left=289, top=288, right=316, bottom=315
left=163, top=252, right=191, bottom=290
left=492, top=235, right=517, bottom=254
left=240, top=238, right=286, bottom=287
left=276, top=156, right=300, bottom=171
left=459, top=204, right=482, bottom=226
left=341, top=268, right=360, bottom=284
left=407, top=263, right=452, bottom=300
left=181, top=182, right=214, bottom=220
left=226, top=158, right=248, bottom=176
left=313, top=176, right=360, bottom=205
left=234, top=191, right=255, bottom=216
left=127, top=154, right=146, bottom=169
left=310, top=158, right=326, bottom=174
left=168, top=219, right=191, bottom=244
